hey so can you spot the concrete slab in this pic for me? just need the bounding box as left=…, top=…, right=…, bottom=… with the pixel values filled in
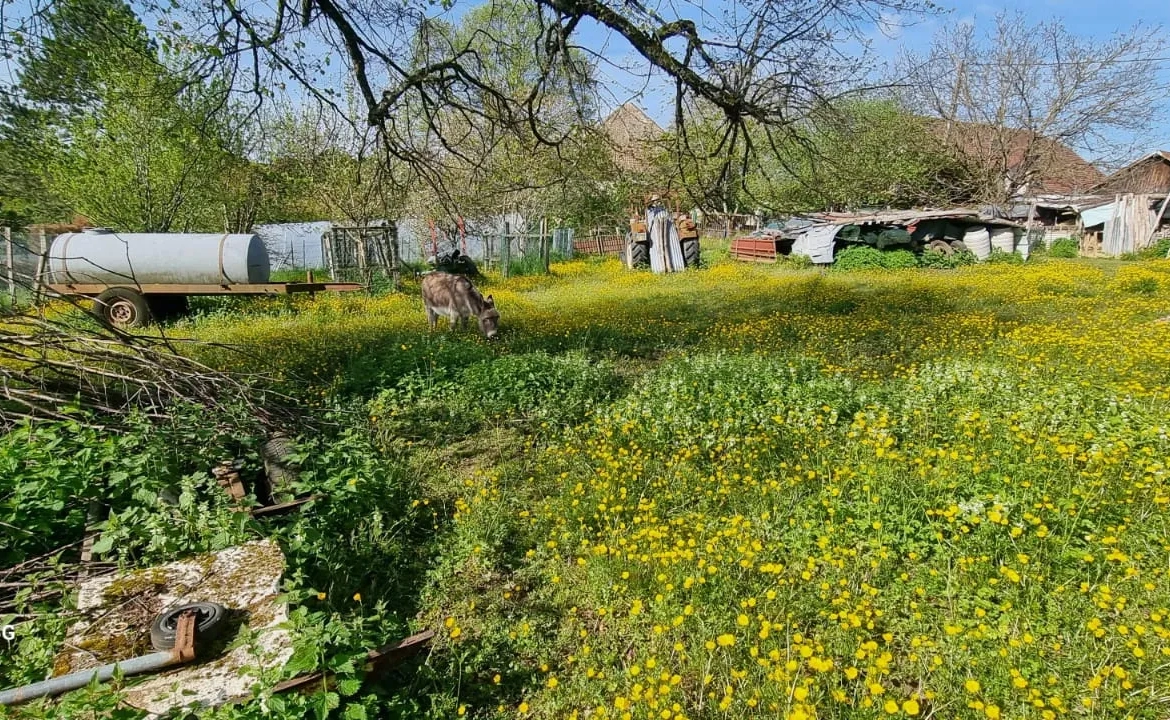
left=53, top=539, right=293, bottom=716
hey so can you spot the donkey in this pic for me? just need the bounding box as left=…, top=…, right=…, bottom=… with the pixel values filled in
left=420, top=271, right=499, bottom=339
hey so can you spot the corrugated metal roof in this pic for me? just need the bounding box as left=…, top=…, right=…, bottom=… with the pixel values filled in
left=806, top=209, right=1023, bottom=229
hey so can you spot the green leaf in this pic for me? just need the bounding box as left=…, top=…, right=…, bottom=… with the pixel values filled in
left=337, top=678, right=363, bottom=697
left=285, top=645, right=318, bottom=675
left=90, top=534, right=114, bottom=556
left=343, top=703, right=368, bottom=720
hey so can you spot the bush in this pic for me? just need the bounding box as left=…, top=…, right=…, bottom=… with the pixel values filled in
left=881, top=249, right=919, bottom=269
left=1048, top=238, right=1079, bottom=258
left=780, top=253, right=814, bottom=269
left=919, top=248, right=978, bottom=269
left=985, top=248, right=1024, bottom=265
left=832, top=245, right=886, bottom=271
left=1134, top=236, right=1170, bottom=260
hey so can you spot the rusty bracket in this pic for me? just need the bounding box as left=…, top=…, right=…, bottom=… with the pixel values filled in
left=212, top=461, right=246, bottom=503
left=173, top=610, right=197, bottom=664
left=250, top=494, right=323, bottom=518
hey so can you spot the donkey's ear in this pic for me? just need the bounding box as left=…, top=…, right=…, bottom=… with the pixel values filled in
left=485, top=294, right=495, bottom=306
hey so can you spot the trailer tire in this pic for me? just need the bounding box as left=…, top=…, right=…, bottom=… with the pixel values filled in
left=927, top=240, right=955, bottom=256
left=93, top=288, right=151, bottom=329
left=628, top=239, right=650, bottom=269
left=150, top=602, right=229, bottom=651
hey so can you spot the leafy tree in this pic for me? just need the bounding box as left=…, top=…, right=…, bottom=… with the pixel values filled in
left=660, top=99, right=972, bottom=217
left=404, top=0, right=618, bottom=227
left=43, top=65, right=241, bottom=232
left=751, top=100, right=974, bottom=212
left=896, top=11, right=1166, bottom=202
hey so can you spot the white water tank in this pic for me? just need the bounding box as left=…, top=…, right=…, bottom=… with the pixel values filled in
left=989, top=227, right=1015, bottom=254
left=962, top=227, right=992, bottom=260
left=49, top=228, right=270, bottom=285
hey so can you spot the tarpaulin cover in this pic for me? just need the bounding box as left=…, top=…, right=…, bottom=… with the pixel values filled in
left=792, top=224, right=840, bottom=264
left=1080, top=203, right=1115, bottom=228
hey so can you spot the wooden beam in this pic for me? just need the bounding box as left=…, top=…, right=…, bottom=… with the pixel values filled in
left=1148, top=189, right=1170, bottom=251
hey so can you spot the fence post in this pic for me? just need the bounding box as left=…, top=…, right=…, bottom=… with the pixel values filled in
left=501, top=223, right=511, bottom=279
left=388, top=224, right=401, bottom=291
left=540, top=218, right=550, bottom=273
left=32, top=228, right=48, bottom=305
left=4, top=227, right=13, bottom=307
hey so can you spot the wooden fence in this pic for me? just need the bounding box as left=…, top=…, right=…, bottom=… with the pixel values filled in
left=573, top=234, right=625, bottom=256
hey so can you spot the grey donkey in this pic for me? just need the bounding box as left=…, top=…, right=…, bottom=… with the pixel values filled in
left=420, top=271, right=500, bottom=339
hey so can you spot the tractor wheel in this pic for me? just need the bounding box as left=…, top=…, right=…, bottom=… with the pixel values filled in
left=93, top=287, right=151, bottom=329
left=628, top=240, right=650, bottom=269
left=682, top=238, right=701, bottom=268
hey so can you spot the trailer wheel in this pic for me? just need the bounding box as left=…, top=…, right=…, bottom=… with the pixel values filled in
left=93, top=288, right=151, bottom=329
left=150, top=602, right=229, bottom=651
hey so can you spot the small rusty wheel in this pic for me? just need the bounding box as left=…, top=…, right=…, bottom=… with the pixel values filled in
left=93, top=288, right=151, bottom=329
left=150, top=602, right=228, bottom=650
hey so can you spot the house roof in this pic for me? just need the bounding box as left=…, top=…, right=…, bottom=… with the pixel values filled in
left=926, top=120, right=1104, bottom=195
left=601, top=103, right=665, bottom=173
left=1091, top=150, right=1170, bottom=195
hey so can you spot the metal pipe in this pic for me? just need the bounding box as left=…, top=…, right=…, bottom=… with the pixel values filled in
left=0, top=649, right=182, bottom=706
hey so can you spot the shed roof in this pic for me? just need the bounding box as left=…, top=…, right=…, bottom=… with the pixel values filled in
left=808, top=208, right=1023, bottom=229
left=1092, top=151, right=1170, bottom=195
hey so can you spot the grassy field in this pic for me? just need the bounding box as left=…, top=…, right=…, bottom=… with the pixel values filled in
left=5, top=253, right=1170, bottom=719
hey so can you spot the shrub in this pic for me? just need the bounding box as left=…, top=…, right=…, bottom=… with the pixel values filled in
left=952, top=249, right=978, bottom=266
left=781, top=253, right=814, bottom=269
left=832, top=245, right=886, bottom=271
left=985, top=248, right=1024, bottom=265
left=1048, top=238, right=1079, bottom=258
left=1134, top=236, right=1170, bottom=260
left=919, top=248, right=977, bottom=269
left=881, top=249, right=918, bottom=269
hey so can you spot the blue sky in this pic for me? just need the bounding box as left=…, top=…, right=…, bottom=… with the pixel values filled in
left=3, top=0, right=1166, bottom=166
left=582, top=0, right=1170, bottom=166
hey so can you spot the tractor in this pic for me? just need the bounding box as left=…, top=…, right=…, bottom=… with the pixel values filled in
left=625, top=193, right=701, bottom=271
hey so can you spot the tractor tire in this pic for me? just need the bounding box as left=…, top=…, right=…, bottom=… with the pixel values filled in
left=682, top=238, right=701, bottom=268
left=949, top=240, right=968, bottom=253
left=628, top=240, right=650, bottom=269
left=927, top=240, right=955, bottom=256
left=150, top=602, right=229, bottom=650
left=93, top=287, right=151, bottom=329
